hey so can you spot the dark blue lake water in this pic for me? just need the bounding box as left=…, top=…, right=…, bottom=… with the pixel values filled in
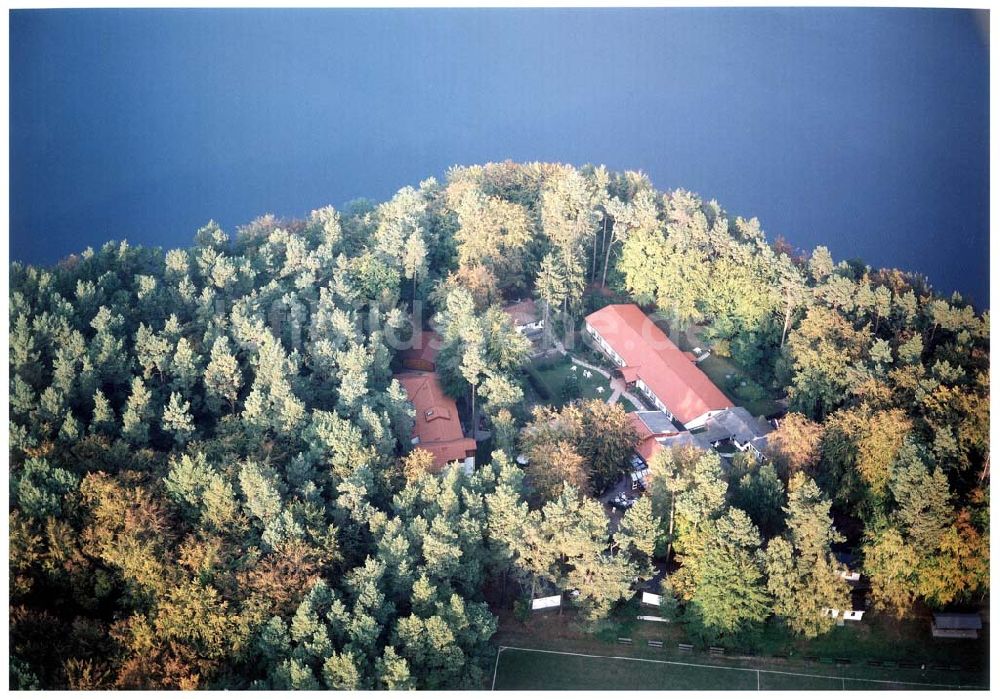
left=10, top=8, right=989, bottom=305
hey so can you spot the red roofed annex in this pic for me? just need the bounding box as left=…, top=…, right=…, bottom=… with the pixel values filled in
left=584, top=304, right=733, bottom=428
left=394, top=370, right=477, bottom=472
left=399, top=329, right=443, bottom=372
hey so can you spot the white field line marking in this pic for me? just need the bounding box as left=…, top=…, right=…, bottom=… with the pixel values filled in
left=492, top=646, right=505, bottom=691
left=494, top=645, right=987, bottom=690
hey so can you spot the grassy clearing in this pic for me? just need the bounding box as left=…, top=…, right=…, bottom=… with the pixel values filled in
left=758, top=671, right=843, bottom=690
left=493, top=647, right=756, bottom=691
left=696, top=353, right=783, bottom=417
left=491, top=604, right=989, bottom=692
left=492, top=646, right=986, bottom=692
left=754, top=614, right=990, bottom=669
left=530, top=356, right=610, bottom=407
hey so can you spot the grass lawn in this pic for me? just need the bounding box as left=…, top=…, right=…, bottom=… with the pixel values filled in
left=531, top=356, right=610, bottom=407
left=696, top=353, right=783, bottom=417
left=493, top=647, right=756, bottom=690
left=492, top=646, right=979, bottom=691
left=490, top=602, right=989, bottom=692
left=615, top=395, right=639, bottom=412
left=754, top=614, right=990, bottom=669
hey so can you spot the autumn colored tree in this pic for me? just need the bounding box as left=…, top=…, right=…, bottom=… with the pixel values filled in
left=766, top=412, right=823, bottom=478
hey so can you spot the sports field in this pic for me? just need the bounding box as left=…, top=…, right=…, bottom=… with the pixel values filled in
left=491, top=646, right=986, bottom=691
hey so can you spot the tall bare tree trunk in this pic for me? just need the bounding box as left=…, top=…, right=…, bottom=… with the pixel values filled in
left=781, top=304, right=793, bottom=347
left=593, top=215, right=607, bottom=282
left=601, top=230, right=618, bottom=289
left=591, top=216, right=601, bottom=282
left=666, top=491, right=676, bottom=561
left=470, top=383, right=478, bottom=441
left=546, top=299, right=553, bottom=350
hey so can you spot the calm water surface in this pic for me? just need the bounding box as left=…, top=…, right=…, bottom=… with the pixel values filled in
left=10, top=9, right=989, bottom=304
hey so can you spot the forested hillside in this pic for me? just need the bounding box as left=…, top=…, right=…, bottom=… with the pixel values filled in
left=9, top=162, right=989, bottom=689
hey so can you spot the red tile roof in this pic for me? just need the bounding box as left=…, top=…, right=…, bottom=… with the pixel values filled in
left=585, top=304, right=733, bottom=425
left=628, top=411, right=679, bottom=463
left=394, top=371, right=476, bottom=471
left=620, top=365, right=640, bottom=383
left=400, top=330, right=443, bottom=371
left=502, top=299, right=539, bottom=327
left=629, top=411, right=654, bottom=441
left=636, top=437, right=662, bottom=464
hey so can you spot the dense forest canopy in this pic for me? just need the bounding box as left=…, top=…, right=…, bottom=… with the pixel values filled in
left=9, top=161, right=989, bottom=689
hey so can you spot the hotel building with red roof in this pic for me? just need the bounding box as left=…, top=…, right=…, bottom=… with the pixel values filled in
left=584, top=304, right=734, bottom=429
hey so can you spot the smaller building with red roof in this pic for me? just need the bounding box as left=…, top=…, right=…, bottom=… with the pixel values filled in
left=502, top=299, right=544, bottom=335
left=628, top=410, right=714, bottom=465
left=400, top=329, right=443, bottom=372
left=394, top=370, right=477, bottom=472
left=585, top=304, right=734, bottom=429
left=629, top=411, right=677, bottom=464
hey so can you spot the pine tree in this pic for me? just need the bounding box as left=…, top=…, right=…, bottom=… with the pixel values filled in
left=490, top=409, right=518, bottom=459
left=688, top=509, right=771, bottom=635
left=239, top=460, right=284, bottom=528
left=566, top=550, right=641, bottom=621
left=375, top=646, right=414, bottom=690
left=90, top=388, right=115, bottom=434
left=402, top=230, right=428, bottom=299
left=204, top=335, right=243, bottom=414
left=10, top=376, right=36, bottom=417
left=134, top=322, right=172, bottom=384
left=58, top=410, right=81, bottom=442
left=162, top=392, right=195, bottom=446
left=322, top=650, right=363, bottom=689
left=731, top=461, right=786, bottom=540
left=459, top=341, right=487, bottom=439
left=614, top=495, right=660, bottom=571
left=863, top=527, right=920, bottom=618
left=890, top=446, right=952, bottom=550
left=170, top=337, right=200, bottom=394
left=122, top=376, right=153, bottom=445
left=808, top=245, right=834, bottom=283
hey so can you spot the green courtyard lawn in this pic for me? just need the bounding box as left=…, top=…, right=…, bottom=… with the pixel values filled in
left=615, top=395, right=639, bottom=412
left=528, top=355, right=611, bottom=407
left=695, top=352, right=784, bottom=417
